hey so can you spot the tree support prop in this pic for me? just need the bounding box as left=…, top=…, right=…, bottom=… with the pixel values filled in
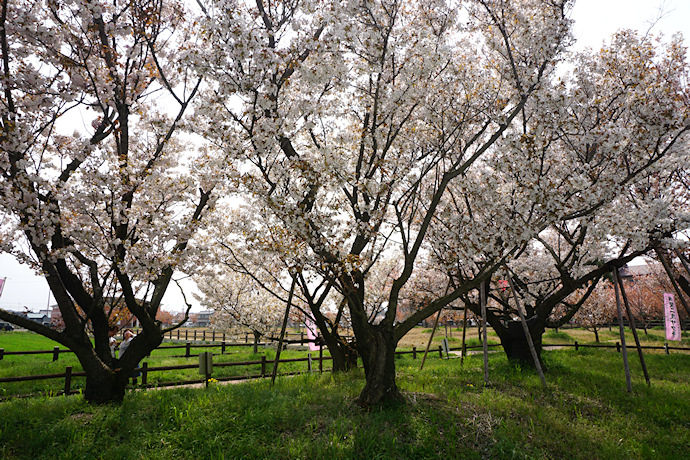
left=615, top=270, right=650, bottom=386
left=612, top=269, right=632, bottom=393
left=506, top=269, right=546, bottom=387
left=271, top=274, right=297, bottom=386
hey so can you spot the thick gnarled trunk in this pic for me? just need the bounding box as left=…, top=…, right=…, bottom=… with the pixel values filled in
left=355, top=325, right=404, bottom=407
left=497, top=319, right=545, bottom=367
left=82, top=367, right=130, bottom=404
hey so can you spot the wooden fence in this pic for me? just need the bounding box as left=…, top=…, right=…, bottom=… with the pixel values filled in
left=2, top=341, right=689, bottom=400
left=0, top=345, right=333, bottom=400
left=0, top=334, right=316, bottom=362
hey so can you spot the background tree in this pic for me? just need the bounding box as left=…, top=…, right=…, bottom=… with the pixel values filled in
left=0, top=0, right=211, bottom=403
left=196, top=269, right=284, bottom=353
left=427, top=29, right=690, bottom=365
left=571, top=282, right=616, bottom=342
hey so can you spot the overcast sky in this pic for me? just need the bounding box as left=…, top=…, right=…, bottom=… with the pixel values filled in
left=1, top=0, right=688, bottom=313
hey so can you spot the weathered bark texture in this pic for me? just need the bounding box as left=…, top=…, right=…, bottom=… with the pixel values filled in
left=355, top=325, right=404, bottom=407
left=497, top=318, right=545, bottom=367
left=324, top=335, right=358, bottom=373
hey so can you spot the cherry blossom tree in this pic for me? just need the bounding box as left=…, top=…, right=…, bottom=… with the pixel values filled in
left=195, top=0, right=573, bottom=405
left=427, top=28, right=690, bottom=365
left=0, top=0, right=213, bottom=403
left=196, top=269, right=284, bottom=353
left=570, top=282, right=616, bottom=342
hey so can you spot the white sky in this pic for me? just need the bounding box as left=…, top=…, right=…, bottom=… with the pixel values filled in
left=1, top=0, right=688, bottom=313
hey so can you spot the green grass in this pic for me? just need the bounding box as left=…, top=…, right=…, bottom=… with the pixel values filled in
left=1, top=348, right=689, bottom=459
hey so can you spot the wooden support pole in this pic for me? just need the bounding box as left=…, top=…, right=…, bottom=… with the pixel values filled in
left=52, top=347, right=59, bottom=362
left=460, top=304, right=468, bottom=365
left=615, top=269, right=650, bottom=386
left=481, top=280, right=489, bottom=385
left=506, top=270, right=547, bottom=387
left=613, top=268, right=633, bottom=393
left=261, top=355, right=267, bottom=377
left=271, top=274, right=297, bottom=386
left=64, top=366, right=72, bottom=395
left=141, top=362, right=148, bottom=386
left=674, top=248, right=690, bottom=280
left=655, top=247, right=690, bottom=318
left=420, top=308, right=442, bottom=371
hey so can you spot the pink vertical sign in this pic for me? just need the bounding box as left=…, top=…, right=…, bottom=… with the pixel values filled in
left=664, top=293, right=682, bottom=341
left=305, top=316, right=322, bottom=351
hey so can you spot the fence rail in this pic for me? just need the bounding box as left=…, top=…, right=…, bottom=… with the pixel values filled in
left=2, top=341, right=688, bottom=401
left=0, top=338, right=311, bottom=362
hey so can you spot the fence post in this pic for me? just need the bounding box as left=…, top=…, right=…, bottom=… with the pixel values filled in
left=438, top=345, right=443, bottom=358
left=308, top=353, right=312, bottom=372
left=185, top=329, right=188, bottom=341
left=664, top=342, right=669, bottom=355
left=194, top=330, right=197, bottom=341
left=223, top=332, right=226, bottom=342
left=53, top=346, right=60, bottom=362
left=261, top=355, right=266, bottom=377
left=141, top=362, right=148, bottom=386
left=413, top=346, right=417, bottom=359
left=245, top=333, right=248, bottom=343
left=575, top=341, right=579, bottom=351
left=186, top=342, right=191, bottom=358
left=63, top=366, right=73, bottom=395
left=221, top=341, right=226, bottom=354
left=0, top=348, right=3, bottom=360
left=319, top=347, right=323, bottom=373
left=616, top=342, right=621, bottom=353
left=203, top=330, right=206, bottom=341
left=212, top=331, right=215, bottom=342
left=301, top=332, right=304, bottom=346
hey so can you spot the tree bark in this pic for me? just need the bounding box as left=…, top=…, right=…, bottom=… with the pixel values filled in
left=497, top=318, right=545, bottom=366
left=82, top=366, right=129, bottom=404
left=324, top=335, right=358, bottom=372
left=252, top=330, right=261, bottom=354
left=355, top=324, right=404, bottom=407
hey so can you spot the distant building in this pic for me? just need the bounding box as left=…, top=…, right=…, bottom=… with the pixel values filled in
left=25, top=312, right=50, bottom=326
left=195, top=311, right=214, bottom=328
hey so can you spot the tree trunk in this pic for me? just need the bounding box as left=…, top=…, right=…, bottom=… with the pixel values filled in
left=74, top=345, right=130, bottom=404
left=355, top=325, right=404, bottom=407
left=83, top=367, right=129, bottom=404
left=594, top=328, right=599, bottom=343
left=252, top=330, right=261, bottom=354
left=77, top=328, right=161, bottom=404
left=499, top=319, right=544, bottom=367
left=325, top=336, right=358, bottom=372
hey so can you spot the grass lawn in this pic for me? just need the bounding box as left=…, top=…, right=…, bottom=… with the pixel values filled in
left=1, top=344, right=689, bottom=459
